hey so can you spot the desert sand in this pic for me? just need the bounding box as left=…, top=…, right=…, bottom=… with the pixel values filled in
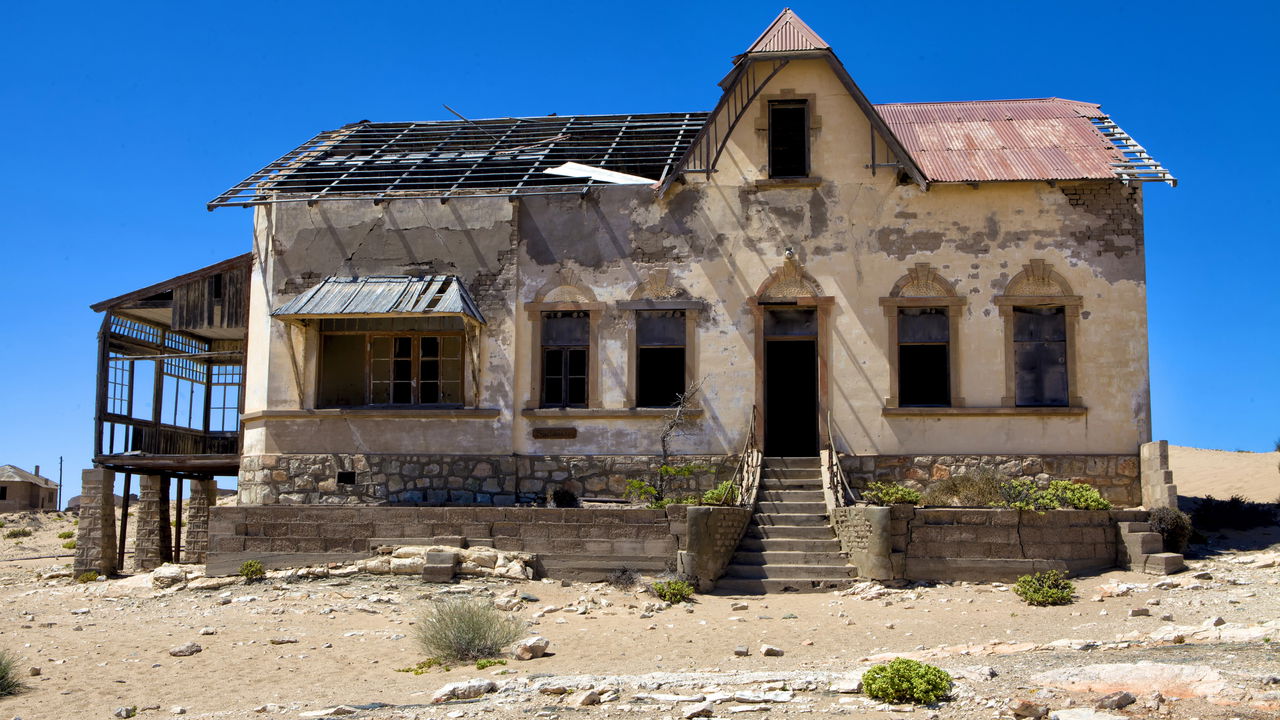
left=1169, top=446, right=1279, bottom=502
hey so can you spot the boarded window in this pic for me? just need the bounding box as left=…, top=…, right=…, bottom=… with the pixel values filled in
left=898, top=308, right=950, bottom=406
left=769, top=100, right=808, bottom=178
left=636, top=310, right=686, bottom=407
left=1013, top=306, right=1068, bottom=406
left=318, top=332, right=464, bottom=407
left=542, top=312, right=589, bottom=408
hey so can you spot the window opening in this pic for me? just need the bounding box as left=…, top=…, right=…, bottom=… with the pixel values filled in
left=318, top=331, right=465, bottom=407
left=336, top=471, right=356, bottom=485
left=768, top=100, right=808, bottom=178
left=635, top=310, right=686, bottom=408
left=209, top=364, right=242, bottom=432
left=1013, top=306, right=1068, bottom=406
left=0, top=487, right=7, bottom=501
left=541, top=311, right=589, bottom=408
left=897, top=308, right=950, bottom=407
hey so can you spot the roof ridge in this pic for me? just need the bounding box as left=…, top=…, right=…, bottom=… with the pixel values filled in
left=875, top=97, right=1100, bottom=107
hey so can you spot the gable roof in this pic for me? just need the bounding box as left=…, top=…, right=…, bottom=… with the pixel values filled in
left=742, top=7, right=829, bottom=55
left=878, top=97, right=1175, bottom=184
left=0, top=465, right=57, bottom=490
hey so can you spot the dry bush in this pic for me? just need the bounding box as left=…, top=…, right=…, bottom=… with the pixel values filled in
left=0, top=648, right=23, bottom=697
left=921, top=469, right=1002, bottom=507
left=415, top=598, right=525, bottom=661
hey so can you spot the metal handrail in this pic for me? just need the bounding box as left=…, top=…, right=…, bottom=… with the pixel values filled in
left=731, top=406, right=762, bottom=508
left=824, top=410, right=859, bottom=506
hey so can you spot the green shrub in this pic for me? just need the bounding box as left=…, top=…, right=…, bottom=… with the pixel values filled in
left=75, top=571, right=99, bottom=584
left=415, top=598, right=524, bottom=662
left=700, top=480, right=739, bottom=506
left=57, top=531, right=74, bottom=540
left=921, top=469, right=1002, bottom=507
left=649, top=495, right=699, bottom=509
left=1191, top=495, right=1277, bottom=532
left=474, top=658, right=506, bottom=670
left=658, top=463, right=709, bottom=479
left=0, top=648, right=23, bottom=697
left=238, top=560, right=266, bottom=581
left=1148, top=507, right=1192, bottom=552
left=0, top=521, right=6, bottom=528
left=61, top=540, right=77, bottom=550
left=651, top=579, right=695, bottom=604
left=997, top=479, right=1111, bottom=511
left=624, top=479, right=659, bottom=503
left=1013, top=570, right=1075, bottom=606
left=862, top=657, right=952, bottom=704
left=863, top=482, right=922, bottom=506
left=395, top=657, right=448, bottom=674
left=4, top=528, right=32, bottom=539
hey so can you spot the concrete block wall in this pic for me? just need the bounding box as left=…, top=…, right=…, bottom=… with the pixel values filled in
left=1140, top=440, right=1178, bottom=509
left=72, top=469, right=117, bottom=577
left=677, top=506, right=752, bottom=590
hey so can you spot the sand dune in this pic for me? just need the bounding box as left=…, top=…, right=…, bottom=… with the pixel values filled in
left=1169, top=445, right=1280, bottom=502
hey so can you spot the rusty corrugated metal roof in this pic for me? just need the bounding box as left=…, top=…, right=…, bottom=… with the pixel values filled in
left=875, top=97, right=1168, bottom=183
left=743, top=8, right=829, bottom=54
left=273, top=275, right=486, bottom=325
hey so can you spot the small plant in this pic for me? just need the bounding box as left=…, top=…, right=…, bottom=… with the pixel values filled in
left=1013, top=570, right=1075, bottom=606
left=0, top=648, right=24, bottom=697
left=415, top=597, right=525, bottom=662
left=863, top=482, right=922, bottom=506
left=605, top=568, right=638, bottom=589
left=238, top=559, right=266, bottom=582
left=0, top=521, right=6, bottom=528
left=921, top=469, right=1002, bottom=507
left=1148, top=507, right=1192, bottom=552
left=1191, top=495, right=1278, bottom=532
left=862, top=657, right=952, bottom=704
left=624, top=479, right=659, bottom=503
left=650, top=495, right=700, bottom=509
left=997, top=479, right=1111, bottom=511
left=395, top=657, right=449, bottom=674
left=474, top=658, right=507, bottom=670
left=700, top=480, right=739, bottom=506
left=57, top=531, right=74, bottom=539
left=75, top=571, right=99, bottom=584
left=650, top=579, right=695, bottom=604
left=61, top=540, right=77, bottom=550
left=4, top=528, right=33, bottom=539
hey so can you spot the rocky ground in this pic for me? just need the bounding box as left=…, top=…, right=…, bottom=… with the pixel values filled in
left=0, top=516, right=1277, bottom=720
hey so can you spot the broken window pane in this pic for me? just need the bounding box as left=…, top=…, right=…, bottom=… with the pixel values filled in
left=769, top=101, right=808, bottom=178
left=1013, top=306, right=1068, bottom=406
left=636, top=310, right=686, bottom=407
left=898, top=308, right=950, bottom=406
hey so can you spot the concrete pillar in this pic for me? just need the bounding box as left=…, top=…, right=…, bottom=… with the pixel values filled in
left=1140, top=441, right=1178, bottom=510
left=184, top=478, right=217, bottom=563
left=72, top=469, right=117, bottom=577
left=133, top=474, right=164, bottom=571
left=158, top=476, right=172, bottom=563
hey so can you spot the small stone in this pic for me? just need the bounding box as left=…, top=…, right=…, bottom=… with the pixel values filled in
left=113, top=709, right=137, bottom=719
left=734, top=645, right=750, bottom=656
left=26, top=667, right=40, bottom=677
left=1008, top=699, right=1048, bottom=718
left=1205, top=616, right=1226, bottom=627
left=168, top=642, right=202, bottom=657
left=1128, top=608, right=1150, bottom=617
left=760, top=644, right=784, bottom=657
left=730, top=602, right=749, bottom=611
left=1191, top=571, right=1212, bottom=580
left=1095, top=691, right=1136, bottom=710
left=571, top=690, right=600, bottom=707
left=269, top=637, right=298, bottom=645
left=682, top=701, right=713, bottom=718
left=170, top=708, right=187, bottom=716
left=299, top=708, right=358, bottom=718
left=431, top=678, right=497, bottom=703
left=512, top=636, right=550, bottom=660
left=199, top=627, right=217, bottom=635
left=829, top=678, right=862, bottom=694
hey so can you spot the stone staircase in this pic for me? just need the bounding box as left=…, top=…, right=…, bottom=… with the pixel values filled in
left=716, top=457, right=857, bottom=593
left=1117, top=519, right=1186, bottom=575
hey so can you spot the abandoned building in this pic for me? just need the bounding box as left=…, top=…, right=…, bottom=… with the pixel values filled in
left=0, top=465, right=57, bottom=512
left=77, top=10, right=1181, bottom=589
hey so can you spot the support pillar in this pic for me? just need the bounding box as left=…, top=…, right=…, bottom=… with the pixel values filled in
left=158, top=475, right=172, bottom=563
left=73, top=468, right=117, bottom=577
left=184, top=478, right=216, bottom=563
left=133, top=474, right=164, bottom=571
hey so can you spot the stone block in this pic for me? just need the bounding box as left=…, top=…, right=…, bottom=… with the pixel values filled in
left=1141, top=552, right=1185, bottom=575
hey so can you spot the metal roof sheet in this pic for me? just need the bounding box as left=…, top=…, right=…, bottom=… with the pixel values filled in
left=743, top=8, right=830, bottom=54
left=272, top=276, right=486, bottom=325
left=0, top=465, right=57, bottom=489
left=876, top=97, right=1172, bottom=183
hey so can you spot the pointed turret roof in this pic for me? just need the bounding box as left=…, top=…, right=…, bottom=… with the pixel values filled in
left=743, top=8, right=830, bottom=54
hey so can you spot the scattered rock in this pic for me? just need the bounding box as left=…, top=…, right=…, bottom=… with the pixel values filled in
left=1008, top=699, right=1048, bottom=718
left=269, top=637, right=298, bottom=645
left=733, top=646, right=750, bottom=657
left=199, top=627, right=217, bottom=636
left=299, top=707, right=357, bottom=718
left=760, top=644, right=784, bottom=657
left=1032, top=663, right=1229, bottom=700
left=1049, top=710, right=1124, bottom=720
left=570, top=690, right=600, bottom=707
left=1127, top=608, right=1150, bottom=617
left=513, top=636, right=550, bottom=660
left=1094, top=690, right=1136, bottom=709
left=26, top=667, right=40, bottom=677
left=431, top=678, right=496, bottom=703
left=151, top=564, right=188, bottom=589
left=168, top=642, right=202, bottom=657
left=829, top=677, right=862, bottom=694
left=113, top=708, right=137, bottom=719
left=730, top=602, right=749, bottom=611
left=682, top=701, right=713, bottom=718
left=170, top=708, right=187, bottom=715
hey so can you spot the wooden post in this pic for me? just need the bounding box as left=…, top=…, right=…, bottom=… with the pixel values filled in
left=158, top=475, right=172, bottom=563
left=173, top=477, right=183, bottom=562
left=117, top=472, right=132, bottom=569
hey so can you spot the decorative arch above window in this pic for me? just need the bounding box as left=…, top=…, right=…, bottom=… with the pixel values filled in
left=533, top=268, right=597, bottom=304
left=757, top=256, right=823, bottom=301
left=995, top=259, right=1083, bottom=408
left=526, top=268, right=603, bottom=409
left=879, top=263, right=966, bottom=408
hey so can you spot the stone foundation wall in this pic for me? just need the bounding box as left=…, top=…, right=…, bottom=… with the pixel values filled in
left=677, top=506, right=752, bottom=591
left=840, top=454, right=1142, bottom=507
left=238, top=453, right=733, bottom=506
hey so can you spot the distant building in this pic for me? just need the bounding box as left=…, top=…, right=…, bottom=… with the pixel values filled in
left=0, top=465, right=57, bottom=512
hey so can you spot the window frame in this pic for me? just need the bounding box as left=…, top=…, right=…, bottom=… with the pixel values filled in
left=995, top=299, right=1082, bottom=408
left=538, top=312, right=590, bottom=409
left=895, top=306, right=953, bottom=407
left=620, top=300, right=701, bottom=409
left=316, top=329, right=467, bottom=408
left=767, top=99, right=810, bottom=179
left=525, top=301, right=603, bottom=410
left=879, top=295, right=965, bottom=409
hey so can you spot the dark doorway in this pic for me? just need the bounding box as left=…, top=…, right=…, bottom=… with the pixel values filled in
left=762, top=308, right=819, bottom=456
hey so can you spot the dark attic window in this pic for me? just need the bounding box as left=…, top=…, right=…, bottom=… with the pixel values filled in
left=769, top=100, right=809, bottom=178
left=635, top=310, right=686, bottom=408
left=898, top=307, right=950, bottom=407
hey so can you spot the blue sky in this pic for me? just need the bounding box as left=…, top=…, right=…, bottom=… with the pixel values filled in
left=1, top=1, right=1276, bottom=502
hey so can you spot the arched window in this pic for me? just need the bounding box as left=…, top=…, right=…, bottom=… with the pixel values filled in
left=995, top=260, right=1082, bottom=408
left=879, top=264, right=965, bottom=408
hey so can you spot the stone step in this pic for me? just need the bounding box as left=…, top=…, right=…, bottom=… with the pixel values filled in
left=736, top=537, right=843, bottom=553
left=753, top=513, right=828, bottom=527
left=731, top=550, right=849, bottom=566
left=714, top=577, right=857, bottom=595
left=755, top=501, right=828, bottom=514
left=1123, top=531, right=1163, bottom=555
left=744, top=524, right=836, bottom=540
left=762, top=457, right=821, bottom=469
left=1140, top=552, right=1186, bottom=575
left=758, top=479, right=823, bottom=491
left=757, top=489, right=825, bottom=503
left=761, top=468, right=823, bottom=480
left=722, top=562, right=858, bottom=580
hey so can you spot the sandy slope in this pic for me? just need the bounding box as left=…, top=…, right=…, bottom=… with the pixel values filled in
left=1169, top=446, right=1280, bottom=502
